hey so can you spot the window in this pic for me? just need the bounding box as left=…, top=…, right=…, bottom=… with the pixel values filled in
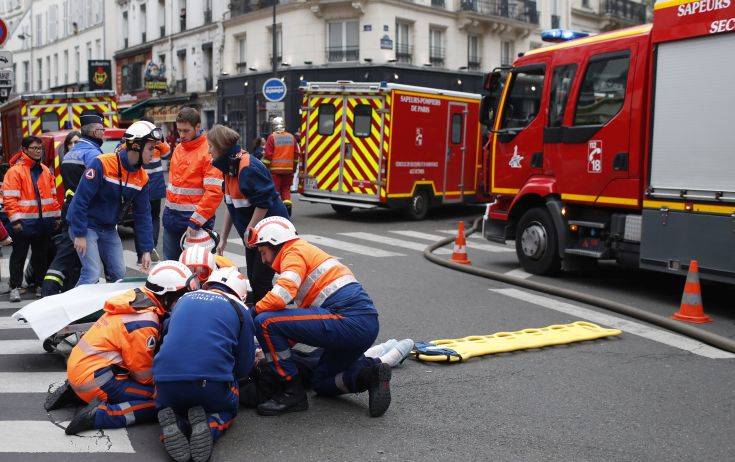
left=451, top=114, right=464, bottom=144
left=74, top=47, right=80, bottom=82
left=36, top=58, right=42, bottom=90
left=122, top=11, right=129, bottom=48
left=86, top=43, right=92, bottom=67
left=327, top=21, right=359, bottom=62
left=396, top=21, right=412, bottom=63
left=46, top=56, right=50, bottom=89
left=41, top=113, right=59, bottom=133
left=268, top=24, right=282, bottom=64
left=429, top=27, right=444, bottom=67
left=141, top=3, right=147, bottom=42
left=574, top=53, right=630, bottom=126
left=22, top=61, right=29, bottom=92
left=237, top=36, right=247, bottom=64
left=53, top=54, right=59, bottom=87
left=49, top=5, right=57, bottom=42
left=63, top=0, right=69, bottom=36
left=121, top=62, right=144, bottom=92
left=468, top=35, right=481, bottom=71
left=353, top=105, right=372, bottom=137
left=318, top=104, right=336, bottom=135
left=63, top=51, right=69, bottom=84
left=500, top=41, right=514, bottom=66
left=35, top=14, right=42, bottom=46
left=500, top=67, right=545, bottom=130
left=95, top=39, right=102, bottom=59
left=547, top=64, right=576, bottom=128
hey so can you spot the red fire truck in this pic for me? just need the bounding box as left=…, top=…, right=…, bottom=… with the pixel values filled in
left=481, top=1, right=735, bottom=283
left=298, top=81, right=484, bottom=219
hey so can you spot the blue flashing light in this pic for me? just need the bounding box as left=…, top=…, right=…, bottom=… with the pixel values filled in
left=541, top=29, right=590, bottom=43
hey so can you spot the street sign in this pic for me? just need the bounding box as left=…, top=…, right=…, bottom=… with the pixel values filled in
left=0, top=19, right=7, bottom=46
left=0, top=51, right=12, bottom=69
left=266, top=101, right=284, bottom=111
left=262, top=78, right=287, bottom=102
left=0, top=69, right=14, bottom=88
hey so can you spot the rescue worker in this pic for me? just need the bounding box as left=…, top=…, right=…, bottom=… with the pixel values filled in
left=207, top=124, right=288, bottom=305
left=42, top=116, right=106, bottom=295
left=136, top=118, right=170, bottom=263
left=2, top=136, right=61, bottom=301
left=179, top=243, right=237, bottom=283
left=161, top=107, right=223, bottom=261
left=61, top=261, right=198, bottom=434
left=154, top=267, right=254, bottom=462
left=263, top=117, right=299, bottom=216
left=67, top=121, right=159, bottom=284
left=250, top=216, right=392, bottom=417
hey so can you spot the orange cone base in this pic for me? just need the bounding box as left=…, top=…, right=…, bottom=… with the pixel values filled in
left=672, top=311, right=712, bottom=324
left=451, top=255, right=471, bottom=265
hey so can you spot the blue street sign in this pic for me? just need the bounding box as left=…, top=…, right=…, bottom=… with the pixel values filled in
left=262, top=78, right=287, bottom=102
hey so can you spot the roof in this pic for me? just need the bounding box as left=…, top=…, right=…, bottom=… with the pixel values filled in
left=303, top=81, right=481, bottom=100
left=523, top=24, right=652, bottom=57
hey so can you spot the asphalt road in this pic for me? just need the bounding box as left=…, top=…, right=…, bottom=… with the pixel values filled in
left=1, top=197, right=734, bottom=461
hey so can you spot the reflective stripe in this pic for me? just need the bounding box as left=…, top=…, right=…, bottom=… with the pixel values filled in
left=73, top=369, right=115, bottom=393
left=294, top=258, right=342, bottom=306
left=279, top=271, right=302, bottom=288
left=271, top=284, right=293, bottom=305
left=104, top=176, right=143, bottom=191
left=203, top=177, right=223, bottom=186
left=190, top=212, right=207, bottom=225
left=224, top=194, right=251, bottom=208
left=118, top=311, right=159, bottom=324
left=17, top=198, right=56, bottom=207
left=265, top=349, right=292, bottom=363
left=312, top=275, right=358, bottom=307
left=165, top=201, right=198, bottom=212
left=144, top=166, right=163, bottom=174
left=3, top=190, right=21, bottom=197
left=61, top=158, right=85, bottom=166
left=167, top=184, right=204, bottom=195
left=335, top=372, right=350, bottom=394
left=9, top=211, right=60, bottom=220
left=45, top=210, right=61, bottom=218
left=75, top=338, right=124, bottom=364
left=46, top=269, right=65, bottom=279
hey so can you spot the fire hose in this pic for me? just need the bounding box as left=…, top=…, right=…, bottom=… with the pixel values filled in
left=423, top=218, right=735, bottom=354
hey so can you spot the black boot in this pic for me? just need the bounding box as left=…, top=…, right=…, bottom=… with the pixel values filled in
left=257, top=375, right=308, bottom=416
left=285, top=203, right=292, bottom=217
left=45, top=380, right=84, bottom=411
left=188, top=406, right=213, bottom=462
left=65, top=398, right=100, bottom=435
left=158, top=407, right=190, bottom=462
left=356, top=363, right=392, bottom=417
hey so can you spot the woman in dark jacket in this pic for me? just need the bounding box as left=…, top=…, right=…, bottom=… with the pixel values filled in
left=251, top=136, right=265, bottom=160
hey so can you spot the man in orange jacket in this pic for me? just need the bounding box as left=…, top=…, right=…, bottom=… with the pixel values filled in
left=264, top=117, right=298, bottom=216
left=1, top=136, right=61, bottom=302
left=162, top=107, right=223, bottom=260
left=58, top=261, right=197, bottom=435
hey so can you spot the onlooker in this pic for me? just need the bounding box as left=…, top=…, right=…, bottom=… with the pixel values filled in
left=2, top=136, right=61, bottom=301
left=62, top=131, right=81, bottom=160
left=251, top=136, right=265, bottom=160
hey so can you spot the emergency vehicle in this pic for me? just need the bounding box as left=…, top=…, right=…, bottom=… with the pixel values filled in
left=298, top=81, right=484, bottom=219
left=481, top=0, right=735, bottom=283
left=0, top=91, right=119, bottom=161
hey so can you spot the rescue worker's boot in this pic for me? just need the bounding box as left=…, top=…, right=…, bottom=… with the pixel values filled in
left=158, top=407, right=190, bottom=462
left=65, top=398, right=101, bottom=435
left=356, top=363, right=392, bottom=417
left=44, top=379, right=84, bottom=411
left=256, top=375, right=308, bottom=416
left=188, top=406, right=213, bottom=462
left=285, top=203, right=292, bottom=217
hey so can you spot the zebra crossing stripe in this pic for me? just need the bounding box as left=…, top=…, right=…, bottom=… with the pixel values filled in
left=390, top=230, right=513, bottom=253
left=0, top=317, right=30, bottom=330
left=338, top=232, right=451, bottom=255
left=0, top=340, right=42, bottom=354
left=298, top=234, right=404, bottom=257
left=0, top=420, right=134, bottom=453
left=0, top=372, right=67, bottom=393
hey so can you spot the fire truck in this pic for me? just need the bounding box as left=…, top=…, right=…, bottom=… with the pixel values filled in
left=298, top=81, right=484, bottom=219
left=0, top=91, right=119, bottom=163
left=481, top=1, right=735, bottom=283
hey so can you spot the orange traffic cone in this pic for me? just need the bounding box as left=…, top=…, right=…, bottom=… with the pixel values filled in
left=672, top=260, right=712, bottom=324
left=451, top=221, right=471, bottom=265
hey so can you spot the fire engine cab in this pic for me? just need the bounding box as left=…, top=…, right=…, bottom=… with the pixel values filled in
left=482, top=0, right=735, bottom=283
left=298, top=81, right=484, bottom=219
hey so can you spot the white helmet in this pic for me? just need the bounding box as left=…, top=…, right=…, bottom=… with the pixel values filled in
left=203, top=267, right=250, bottom=301
left=247, top=216, right=298, bottom=247
left=180, top=229, right=218, bottom=253
left=271, top=116, right=284, bottom=132
left=145, top=260, right=198, bottom=296
left=124, top=120, right=163, bottom=150
left=179, top=245, right=217, bottom=282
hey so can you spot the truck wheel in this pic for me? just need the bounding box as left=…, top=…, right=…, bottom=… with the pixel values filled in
left=515, top=207, right=561, bottom=275
left=405, top=190, right=430, bottom=220
left=331, top=205, right=353, bottom=216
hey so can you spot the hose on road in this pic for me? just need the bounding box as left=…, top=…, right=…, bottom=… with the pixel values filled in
left=423, top=218, right=735, bottom=354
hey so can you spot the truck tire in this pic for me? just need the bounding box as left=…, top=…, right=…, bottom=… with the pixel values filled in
left=331, top=205, right=353, bottom=216
left=515, top=207, right=561, bottom=275
left=405, top=190, right=430, bottom=221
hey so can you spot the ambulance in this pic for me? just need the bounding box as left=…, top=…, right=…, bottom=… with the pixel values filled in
left=481, top=1, right=735, bottom=283
left=298, top=81, right=484, bottom=219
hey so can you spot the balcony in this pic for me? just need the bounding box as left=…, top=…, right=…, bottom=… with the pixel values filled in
left=602, top=0, right=647, bottom=23
left=459, top=0, right=540, bottom=25
left=142, top=32, right=147, bottom=43
left=236, top=62, right=248, bottom=74
left=175, top=79, right=187, bottom=93
left=396, top=43, right=413, bottom=64
left=326, top=46, right=359, bottom=63
left=429, top=47, right=445, bottom=68
left=468, top=56, right=482, bottom=71
left=431, top=0, right=446, bottom=7
left=230, top=0, right=284, bottom=17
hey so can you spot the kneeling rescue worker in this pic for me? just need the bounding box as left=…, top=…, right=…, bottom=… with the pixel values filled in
left=154, top=267, right=255, bottom=462
left=250, top=217, right=392, bottom=417
left=60, top=261, right=197, bottom=434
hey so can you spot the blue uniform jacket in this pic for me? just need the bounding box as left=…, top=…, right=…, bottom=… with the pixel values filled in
left=64, top=137, right=103, bottom=167
left=67, top=150, right=154, bottom=252
left=143, top=148, right=171, bottom=201
left=153, top=290, right=255, bottom=382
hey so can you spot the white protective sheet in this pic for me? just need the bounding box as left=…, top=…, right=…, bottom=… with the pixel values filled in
left=11, top=282, right=140, bottom=341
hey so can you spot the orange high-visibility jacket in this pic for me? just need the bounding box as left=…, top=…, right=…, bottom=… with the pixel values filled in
left=67, top=288, right=165, bottom=402
left=1, top=153, right=61, bottom=227
left=164, top=134, right=223, bottom=230
left=255, top=238, right=358, bottom=313
left=264, top=131, right=298, bottom=174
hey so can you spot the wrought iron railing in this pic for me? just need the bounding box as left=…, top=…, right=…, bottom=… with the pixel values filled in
left=326, top=46, right=359, bottom=62
left=459, top=0, right=539, bottom=24
left=602, top=0, right=646, bottom=23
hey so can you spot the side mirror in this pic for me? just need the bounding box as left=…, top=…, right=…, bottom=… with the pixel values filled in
left=480, top=95, right=498, bottom=129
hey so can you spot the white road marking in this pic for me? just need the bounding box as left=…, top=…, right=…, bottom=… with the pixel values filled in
left=299, top=234, right=404, bottom=257
left=492, top=288, right=735, bottom=359
left=437, top=229, right=485, bottom=240
left=0, top=340, right=42, bottom=355
left=339, top=232, right=451, bottom=255
left=390, top=230, right=513, bottom=253
left=0, top=372, right=68, bottom=393
left=0, top=317, right=30, bottom=330
left=0, top=421, right=134, bottom=453
left=504, top=268, right=533, bottom=279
